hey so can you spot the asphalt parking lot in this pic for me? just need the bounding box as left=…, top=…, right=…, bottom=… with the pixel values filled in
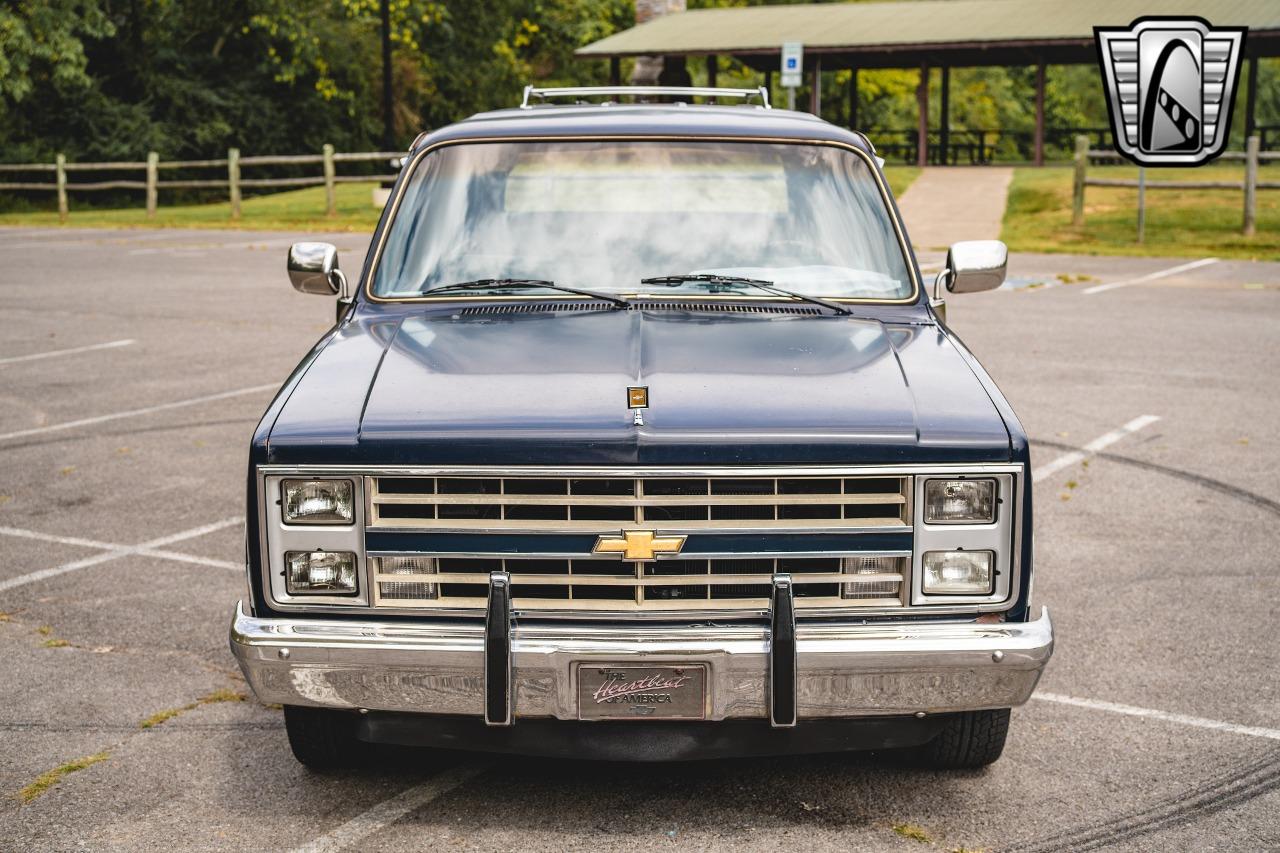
left=1, top=226, right=1278, bottom=852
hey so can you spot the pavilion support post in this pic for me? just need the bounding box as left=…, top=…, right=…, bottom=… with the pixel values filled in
left=916, top=62, right=929, bottom=168
left=810, top=57, right=822, bottom=115
left=706, top=54, right=717, bottom=88
left=609, top=57, right=620, bottom=86
left=939, top=66, right=951, bottom=165
left=1244, top=56, right=1258, bottom=141
left=1034, top=62, right=1046, bottom=167
left=848, top=68, right=859, bottom=130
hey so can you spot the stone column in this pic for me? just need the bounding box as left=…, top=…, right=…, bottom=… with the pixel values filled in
left=630, top=0, right=687, bottom=86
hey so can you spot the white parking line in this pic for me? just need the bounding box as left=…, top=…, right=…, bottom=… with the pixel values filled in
left=0, top=525, right=240, bottom=569
left=0, top=339, right=134, bottom=366
left=0, top=517, right=243, bottom=594
left=0, top=382, right=277, bottom=443
left=141, top=548, right=240, bottom=571
left=1082, top=257, right=1218, bottom=295
left=1033, top=415, right=1160, bottom=483
left=0, top=525, right=119, bottom=551
left=1035, top=692, right=1280, bottom=741
left=290, top=762, right=492, bottom=853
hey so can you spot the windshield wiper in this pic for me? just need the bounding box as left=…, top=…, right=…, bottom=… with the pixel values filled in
left=423, top=278, right=629, bottom=308
left=639, top=274, right=851, bottom=316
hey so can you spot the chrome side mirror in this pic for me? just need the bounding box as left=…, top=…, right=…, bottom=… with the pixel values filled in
left=936, top=240, right=1008, bottom=296
left=288, top=242, right=347, bottom=296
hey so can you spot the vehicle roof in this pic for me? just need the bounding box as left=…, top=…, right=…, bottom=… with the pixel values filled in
left=411, top=103, right=875, bottom=153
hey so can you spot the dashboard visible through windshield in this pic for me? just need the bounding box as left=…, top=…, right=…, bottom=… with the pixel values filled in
left=369, top=139, right=916, bottom=303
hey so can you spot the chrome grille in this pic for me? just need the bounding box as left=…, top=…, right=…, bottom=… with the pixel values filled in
left=368, top=475, right=910, bottom=532
left=370, top=555, right=909, bottom=612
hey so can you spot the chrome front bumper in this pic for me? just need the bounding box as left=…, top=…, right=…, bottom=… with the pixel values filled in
left=230, top=602, right=1053, bottom=720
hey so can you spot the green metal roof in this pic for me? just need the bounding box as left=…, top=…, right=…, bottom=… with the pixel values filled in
left=577, top=0, right=1280, bottom=58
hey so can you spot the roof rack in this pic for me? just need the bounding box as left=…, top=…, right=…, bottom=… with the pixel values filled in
left=520, top=85, right=771, bottom=110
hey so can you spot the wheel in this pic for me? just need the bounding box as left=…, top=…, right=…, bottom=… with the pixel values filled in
left=283, top=705, right=364, bottom=769
left=915, top=708, right=1011, bottom=769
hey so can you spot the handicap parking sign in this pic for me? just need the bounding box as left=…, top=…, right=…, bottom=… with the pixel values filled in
left=781, top=42, right=803, bottom=87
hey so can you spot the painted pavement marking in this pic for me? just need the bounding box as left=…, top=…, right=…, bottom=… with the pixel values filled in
left=1035, top=692, right=1280, bottom=742
left=0, top=517, right=243, bottom=594
left=0, top=383, right=277, bottom=443
left=289, top=762, right=492, bottom=853
left=1033, top=415, right=1160, bottom=483
left=0, top=339, right=134, bottom=366
left=1082, top=257, right=1218, bottom=295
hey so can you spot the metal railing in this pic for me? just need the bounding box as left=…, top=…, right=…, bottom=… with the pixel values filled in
left=521, top=85, right=771, bottom=109
left=0, top=147, right=403, bottom=222
left=1071, top=135, right=1279, bottom=240
left=867, top=125, right=1280, bottom=165
left=866, top=127, right=1115, bottom=165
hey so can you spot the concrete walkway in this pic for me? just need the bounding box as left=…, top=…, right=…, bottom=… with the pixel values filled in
left=896, top=167, right=1014, bottom=252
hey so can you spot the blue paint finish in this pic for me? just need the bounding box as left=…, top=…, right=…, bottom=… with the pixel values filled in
left=364, top=531, right=914, bottom=555
left=263, top=306, right=1010, bottom=467
left=246, top=103, right=1035, bottom=624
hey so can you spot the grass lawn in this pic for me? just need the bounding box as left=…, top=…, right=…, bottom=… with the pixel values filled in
left=1002, top=163, right=1279, bottom=260
left=882, top=165, right=921, bottom=198
left=0, top=182, right=384, bottom=232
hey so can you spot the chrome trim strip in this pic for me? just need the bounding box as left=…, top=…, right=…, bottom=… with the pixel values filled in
left=230, top=602, right=1054, bottom=720
left=366, top=549, right=912, bottom=561
left=365, top=523, right=913, bottom=536
left=261, top=464, right=1022, bottom=477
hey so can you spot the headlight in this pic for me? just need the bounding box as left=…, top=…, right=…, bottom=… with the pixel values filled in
left=922, top=550, right=993, bottom=595
left=286, top=550, right=358, bottom=594
left=924, top=478, right=996, bottom=524
left=282, top=479, right=354, bottom=525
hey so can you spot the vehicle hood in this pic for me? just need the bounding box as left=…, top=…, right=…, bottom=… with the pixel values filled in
left=265, top=307, right=1012, bottom=465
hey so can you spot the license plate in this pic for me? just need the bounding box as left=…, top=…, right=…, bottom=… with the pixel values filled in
left=577, top=664, right=707, bottom=721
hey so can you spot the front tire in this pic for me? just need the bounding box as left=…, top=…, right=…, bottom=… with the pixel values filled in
left=283, top=705, right=363, bottom=769
left=915, top=708, right=1011, bottom=769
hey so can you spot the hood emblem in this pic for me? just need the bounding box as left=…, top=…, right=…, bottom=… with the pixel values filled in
left=593, top=530, right=686, bottom=561
left=627, top=386, right=648, bottom=426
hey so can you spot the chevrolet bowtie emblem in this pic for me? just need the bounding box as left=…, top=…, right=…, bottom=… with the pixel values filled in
left=592, top=530, right=687, bottom=561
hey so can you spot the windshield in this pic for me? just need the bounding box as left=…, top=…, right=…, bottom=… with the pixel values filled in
left=371, top=140, right=915, bottom=301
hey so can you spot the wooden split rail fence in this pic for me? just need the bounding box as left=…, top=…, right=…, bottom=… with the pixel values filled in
left=1072, top=135, right=1278, bottom=240
left=0, top=147, right=402, bottom=222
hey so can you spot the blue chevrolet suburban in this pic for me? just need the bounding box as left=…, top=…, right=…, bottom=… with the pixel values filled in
left=231, top=86, right=1053, bottom=768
